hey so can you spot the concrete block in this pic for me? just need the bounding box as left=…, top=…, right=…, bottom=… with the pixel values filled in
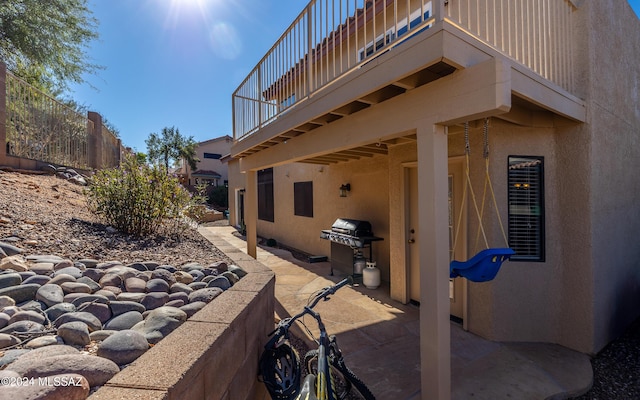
left=191, top=290, right=258, bottom=325
left=106, top=321, right=227, bottom=391
left=230, top=272, right=275, bottom=293
left=231, top=259, right=273, bottom=274
left=227, top=350, right=263, bottom=400
left=167, top=368, right=205, bottom=400
left=203, top=324, right=246, bottom=399
left=89, top=386, right=169, bottom=400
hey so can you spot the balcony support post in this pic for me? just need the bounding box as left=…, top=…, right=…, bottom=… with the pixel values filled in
left=245, top=169, right=258, bottom=259
left=416, top=122, right=451, bottom=400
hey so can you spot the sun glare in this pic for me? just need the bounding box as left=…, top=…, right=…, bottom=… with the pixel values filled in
left=163, top=0, right=214, bottom=30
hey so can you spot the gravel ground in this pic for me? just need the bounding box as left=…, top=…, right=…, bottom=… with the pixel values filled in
left=571, top=316, right=640, bottom=399
left=0, top=169, right=232, bottom=266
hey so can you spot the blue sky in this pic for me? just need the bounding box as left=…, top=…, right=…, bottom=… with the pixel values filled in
left=66, top=0, right=640, bottom=154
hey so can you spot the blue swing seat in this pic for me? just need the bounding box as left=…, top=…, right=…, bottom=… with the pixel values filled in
left=450, top=248, right=515, bottom=282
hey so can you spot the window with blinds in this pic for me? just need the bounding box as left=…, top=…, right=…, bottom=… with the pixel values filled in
left=508, top=156, right=545, bottom=261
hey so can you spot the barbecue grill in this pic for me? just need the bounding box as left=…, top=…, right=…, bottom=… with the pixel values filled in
left=320, top=218, right=381, bottom=248
left=320, top=218, right=383, bottom=277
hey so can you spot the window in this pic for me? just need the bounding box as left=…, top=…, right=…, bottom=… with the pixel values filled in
left=508, top=156, right=545, bottom=261
left=358, top=30, right=394, bottom=61
left=258, top=168, right=274, bottom=222
left=280, top=94, right=296, bottom=109
left=357, top=4, right=433, bottom=61
left=294, top=181, right=313, bottom=217
left=203, top=153, right=222, bottom=159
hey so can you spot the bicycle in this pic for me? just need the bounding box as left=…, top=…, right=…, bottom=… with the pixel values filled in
left=259, top=276, right=376, bottom=400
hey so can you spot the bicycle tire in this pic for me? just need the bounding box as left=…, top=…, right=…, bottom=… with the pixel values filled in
left=304, top=349, right=351, bottom=400
left=304, top=350, right=376, bottom=400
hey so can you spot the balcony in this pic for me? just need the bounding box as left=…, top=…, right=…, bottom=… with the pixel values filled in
left=232, top=0, right=580, bottom=159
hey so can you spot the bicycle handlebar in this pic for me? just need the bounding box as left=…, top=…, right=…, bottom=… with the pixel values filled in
left=266, top=276, right=353, bottom=341
left=306, top=275, right=353, bottom=309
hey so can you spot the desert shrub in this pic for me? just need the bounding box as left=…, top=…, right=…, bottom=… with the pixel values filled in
left=86, top=156, right=196, bottom=236
left=207, top=185, right=228, bottom=208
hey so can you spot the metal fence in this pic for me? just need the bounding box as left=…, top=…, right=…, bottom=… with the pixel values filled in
left=4, top=70, right=121, bottom=170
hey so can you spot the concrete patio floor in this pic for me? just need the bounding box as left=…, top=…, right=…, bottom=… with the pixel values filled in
left=199, top=225, right=592, bottom=400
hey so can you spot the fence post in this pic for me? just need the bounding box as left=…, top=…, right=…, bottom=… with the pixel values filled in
left=88, top=111, right=103, bottom=169
left=116, top=138, right=122, bottom=167
left=0, top=63, right=6, bottom=166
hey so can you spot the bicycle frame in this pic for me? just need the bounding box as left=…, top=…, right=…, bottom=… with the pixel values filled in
left=301, top=307, right=336, bottom=400
left=262, top=277, right=353, bottom=400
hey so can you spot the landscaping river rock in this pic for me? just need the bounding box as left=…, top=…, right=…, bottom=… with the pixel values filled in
left=0, top=242, right=246, bottom=398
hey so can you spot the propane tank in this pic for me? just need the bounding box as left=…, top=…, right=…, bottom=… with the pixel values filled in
left=363, top=261, right=381, bottom=289
left=353, top=251, right=366, bottom=275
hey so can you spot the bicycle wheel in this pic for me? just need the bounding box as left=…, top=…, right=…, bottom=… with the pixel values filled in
left=304, top=349, right=351, bottom=400
left=304, top=350, right=375, bottom=400
left=329, top=357, right=376, bottom=400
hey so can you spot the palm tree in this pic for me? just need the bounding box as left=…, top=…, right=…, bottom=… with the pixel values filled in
left=145, top=126, right=199, bottom=173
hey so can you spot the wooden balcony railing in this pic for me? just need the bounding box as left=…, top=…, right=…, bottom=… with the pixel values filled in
left=232, top=0, right=577, bottom=141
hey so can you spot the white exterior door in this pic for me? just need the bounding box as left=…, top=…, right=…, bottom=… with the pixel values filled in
left=408, top=159, right=466, bottom=319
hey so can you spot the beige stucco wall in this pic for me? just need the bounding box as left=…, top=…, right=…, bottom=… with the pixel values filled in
left=227, top=158, right=244, bottom=228
left=187, top=136, right=232, bottom=185
left=581, top=0, right=640, bottom=353
left=255, top=157, right=392, bottom=282
left=228, top=156, right=392, bottom=282
left=389, top=119, right=570, bottom=346
left=453, top=119, right=566, bottom=345
left=441, top=0, right=640, bottom=355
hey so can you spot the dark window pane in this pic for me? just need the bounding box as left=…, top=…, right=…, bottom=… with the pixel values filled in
left=508, top=156, right=545, bottom=261
left=294, top=181, right=313, bottom=217
left=258, top=168, right=274, bottom=222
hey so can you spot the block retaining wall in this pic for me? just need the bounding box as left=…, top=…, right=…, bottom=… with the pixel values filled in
left=89, top=253, right=274, bottom=400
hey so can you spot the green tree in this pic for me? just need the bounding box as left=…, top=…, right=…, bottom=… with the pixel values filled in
left=145, top=126, right=199, bottom=172
left=179, top=138, right=199, bottom=172
left=135, top=152, right=147, bottom=165
left=0, top=0, right=100, bottom=93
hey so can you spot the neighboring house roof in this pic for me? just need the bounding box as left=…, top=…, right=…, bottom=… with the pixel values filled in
left=197, top=135, right=232, bottom=146
left=191, top=169, right=222, bottom=178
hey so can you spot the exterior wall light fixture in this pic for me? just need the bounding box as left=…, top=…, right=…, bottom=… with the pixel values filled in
left=339, top=183, right=351, bottom=197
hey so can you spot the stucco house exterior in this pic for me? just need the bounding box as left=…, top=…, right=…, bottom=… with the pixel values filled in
left=226, top=1, right=640, bottom=398
left=179, top=135, right=232, bottom=187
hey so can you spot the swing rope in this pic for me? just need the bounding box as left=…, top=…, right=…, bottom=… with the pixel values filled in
left=450, top=118, right=515, bottom=282
left=451, top=121, right=488, bottom=261
left=472, top=119, right=509, bottom=251
left=452, top=119, right=509, bottom=262
left=465, top=123, right=489, bottom=250
left=451, top=124, right=468, bottom=262
left=481, top=119, right=509, bottom=247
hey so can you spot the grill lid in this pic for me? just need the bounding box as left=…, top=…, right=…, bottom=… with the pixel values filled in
left=331, top=218, right=373, bottom=237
